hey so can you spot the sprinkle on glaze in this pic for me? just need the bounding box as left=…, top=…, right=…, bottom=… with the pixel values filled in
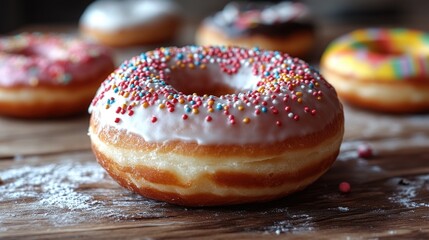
left=209, top=1, right=312, bottom=38
left=322, top=28, right=429, bottom=81
left=0, top=33, right=112, bottom=87
left=90, top=46, right=342, bottom=145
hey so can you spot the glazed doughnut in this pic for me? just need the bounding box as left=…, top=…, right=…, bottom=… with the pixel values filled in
left=196, top=2, right=315, bottom=58
left=79, top=0, right=182, bottom=47
left=0, top=33, right=115, bottom=118
left=321, top=28, right=429, bottom=113
left=89, top=46, right=344, bottom=206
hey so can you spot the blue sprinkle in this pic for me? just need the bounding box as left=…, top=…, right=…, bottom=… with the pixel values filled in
left=261, top=107, right=268, bottom=113
left=216, top=104, right=223, bottom=111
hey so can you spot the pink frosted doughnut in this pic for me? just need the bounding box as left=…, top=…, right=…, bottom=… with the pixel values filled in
left=0, top=33, right=115, bottom=118
left=89, top=46, right=344, bottom=206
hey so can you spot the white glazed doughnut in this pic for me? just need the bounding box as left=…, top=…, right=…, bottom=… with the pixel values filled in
left=79, top=0, right=182, bottom=47
left=89, top=46, right=344, bottom=206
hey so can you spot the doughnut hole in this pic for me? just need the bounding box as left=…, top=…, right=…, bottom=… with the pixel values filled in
left=364, top=39, right=402, bottom=57
left=4, top=44, right=67, bottom=60
left=168, top=64, right=257, bottom=97
left=363, top=39, right=429, bottom=57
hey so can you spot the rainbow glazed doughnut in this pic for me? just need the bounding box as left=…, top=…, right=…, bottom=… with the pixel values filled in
left=0, top=33, right=115, bottom=118
left=89, top=46, right=344, bottom=206
left=321, top=28, right=429, bottom=113
left=79, top=0, right=182, bottom=47
left=196, top=2, right=315, bottom=58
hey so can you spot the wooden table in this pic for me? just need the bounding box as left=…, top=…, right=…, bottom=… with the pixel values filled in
left=1, top=22, right=429, bottom=239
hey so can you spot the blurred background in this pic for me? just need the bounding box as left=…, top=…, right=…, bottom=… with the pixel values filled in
left=1, top=0, right=429, bottom=60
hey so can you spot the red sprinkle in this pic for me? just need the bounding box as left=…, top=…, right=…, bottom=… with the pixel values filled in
left=339, top=181, right=351, bottom=193
left=114, top=117, right=120, bottom=123
left=151, top=116, right=157, bottom=123
left=358, top=144, right=373, bottom=159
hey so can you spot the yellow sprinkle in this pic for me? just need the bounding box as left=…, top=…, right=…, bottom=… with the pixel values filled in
left=105, top=104, right=110, bottom=109
left=243, top=117, right=251, bottom=124
left=296, top=92, right=303, bottom=96
left=192, top=108, right=199, bottom=114
left=249, top=58, right=254, bottom=63
left=149, top=88, right=154, bottom=93
left=297, top=98, right=302, bottom=103
left=315, top=82, right=320, bottom=87
left=142, top=102, right=149, bottom=108
left=167, top=95, right=174, bottom=100
left=188, top=63, right=195, bottom=69
left=208, top=100, right=214, bottom=106
left=317, top=96, right=322, bottom=101
left=159, top=103, right=165, bottom=109
left=122, top=104, right=127, bottom=109
left=180, top=63, right=185, bottom=68
left=179, top=98, right=185, bottom=104
left=171, top=65, right=176, bottom=70
left=238, top=105, right=244, bottom=111
left=124, top=92, right=130, bottom=98
left=200, top=64, right=206, bottom=69
left=224, top=105, right=230, bottom=111
left=208, top=108, right=214, bottom=113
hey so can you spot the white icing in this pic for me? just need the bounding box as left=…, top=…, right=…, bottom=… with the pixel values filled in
left=80, top=0, right=180, bottom=31
left=260, top=2, right=309, bottom=24
left=213, top=1, right=310, bottom=26
left=89, top=47, right=342, bottom=145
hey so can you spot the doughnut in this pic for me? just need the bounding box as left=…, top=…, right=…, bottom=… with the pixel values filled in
left=79, top=0, right=182, bottom=47
left=321, top=28, right=429, bottom=113
left=89, top=46, right=344, bottom=206
left=0, top=33, right=115, bottom=118
left=195, top=2, right=315, bottom=58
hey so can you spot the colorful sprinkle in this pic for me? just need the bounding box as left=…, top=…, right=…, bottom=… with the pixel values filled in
left=357, top=144, right=373, bottom=159
left=339, top=181, right=351, bottom=193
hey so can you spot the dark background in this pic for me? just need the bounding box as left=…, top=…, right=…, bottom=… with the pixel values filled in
left=2, top=0, right=429, bottom=34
